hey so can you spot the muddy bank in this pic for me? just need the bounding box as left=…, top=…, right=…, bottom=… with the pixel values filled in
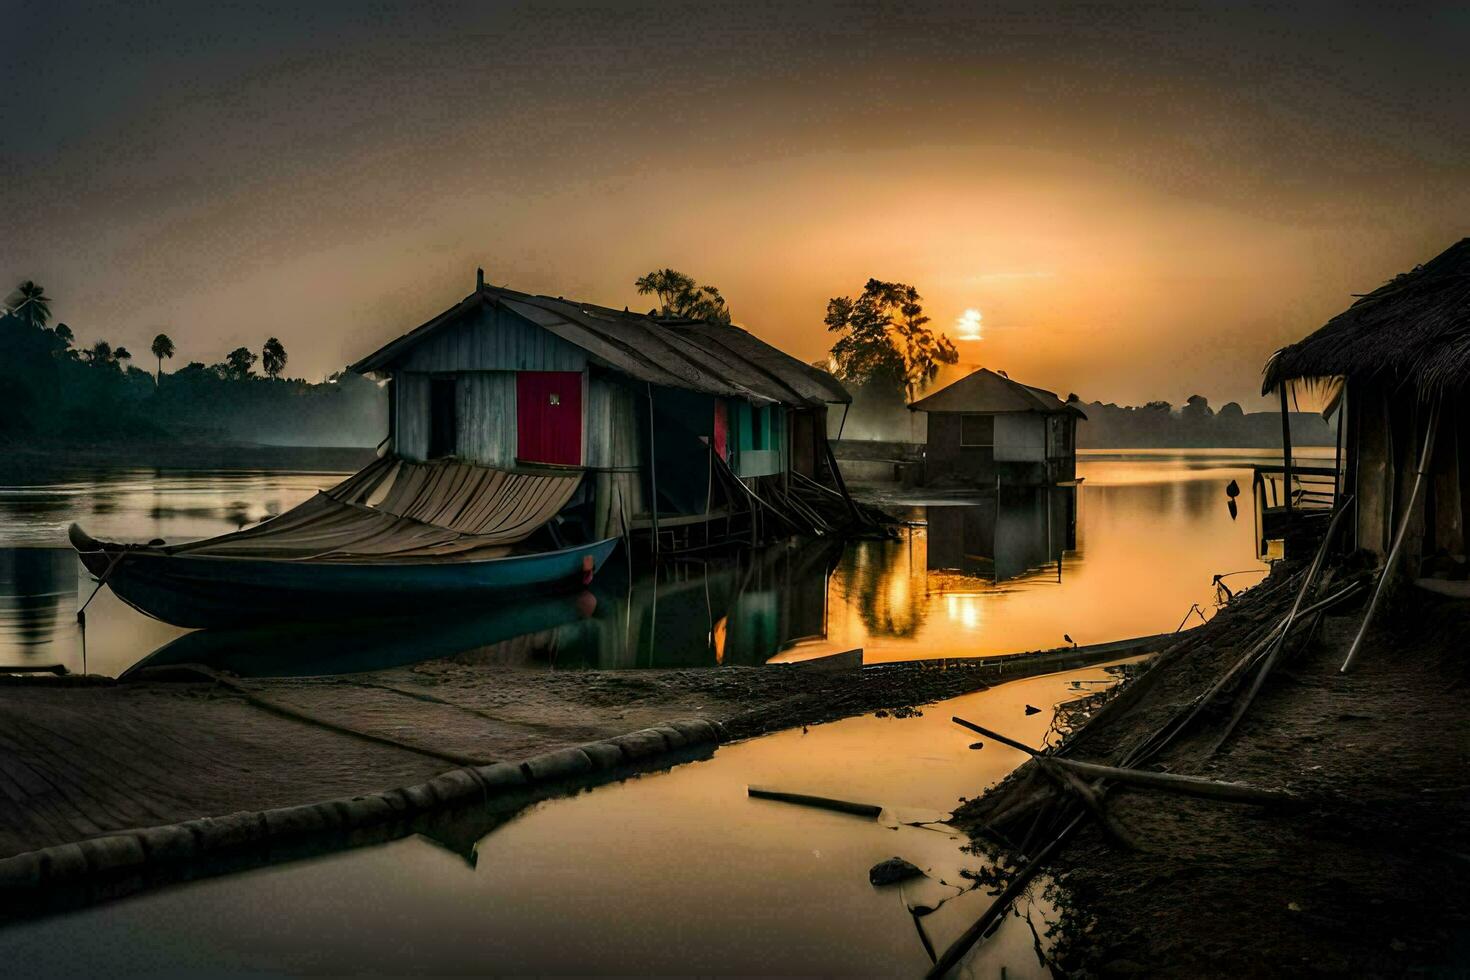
left=953, top=567, right=1470, bottom=975
left=0, top=656, right=1021, bottom=861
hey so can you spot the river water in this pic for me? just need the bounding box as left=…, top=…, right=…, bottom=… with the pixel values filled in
left=0, top=668, right=1106, bottom=976
left=0, top=449, right=1325, bottom=677
left=0, top=449, right=1318, bottom=973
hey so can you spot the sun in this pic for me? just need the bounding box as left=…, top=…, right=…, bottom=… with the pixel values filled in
left=956, top=308, right=983, bottom=341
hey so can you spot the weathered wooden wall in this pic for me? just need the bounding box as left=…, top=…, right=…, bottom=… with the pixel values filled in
left=394, top=372, right=431, bottom=460
left=995, top=415, right=1045, bottom=462
left=456, top=372, right=518, bottom=466
left=923, top=413, right=1073, bottom=487
left=587, top=375, right=646, bottom=532
left=392, top=304, right=588, bottom=373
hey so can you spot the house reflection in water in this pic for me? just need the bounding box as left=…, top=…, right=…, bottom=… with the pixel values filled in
left=926, top=487, right=1077, bottom=583
left=580, top=540, right=842, bottom=668
left=826, top=486, right=1079, bottom=658
left=127, top=539, right=845, bottom=678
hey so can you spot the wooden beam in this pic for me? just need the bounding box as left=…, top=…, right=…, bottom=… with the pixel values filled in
left=1280, top=382, right=1294, bottom=516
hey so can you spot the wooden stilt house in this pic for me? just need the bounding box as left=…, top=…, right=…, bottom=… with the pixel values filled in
left=907, top=368, right=1085, bottom=487
left=1262, top=238, right=1470, bottom=588
left=349, top=271, right=856, bottom=554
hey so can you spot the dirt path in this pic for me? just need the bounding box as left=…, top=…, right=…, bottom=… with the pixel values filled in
left=954, top=572, right=1470, bottom=975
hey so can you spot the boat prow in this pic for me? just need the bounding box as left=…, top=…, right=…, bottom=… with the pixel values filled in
left=68, top=522, right=101, bottom=554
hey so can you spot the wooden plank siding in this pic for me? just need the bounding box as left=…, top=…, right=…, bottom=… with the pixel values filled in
left=389, top=305, right=590, bottom=465
left=394, top=372, right=431, bottom=460
left=587, top=376, right=645, bottom=532
left=456, top=372, right=519, bottom=466
left=392, top=304, right=589, bottom=374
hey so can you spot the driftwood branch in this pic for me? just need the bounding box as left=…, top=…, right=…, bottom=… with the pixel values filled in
left=1049, top=758, right=1296, bottom=805
left=952, top=716, right=1295, bottom=806
left=746, top=787, right=882, bottom=818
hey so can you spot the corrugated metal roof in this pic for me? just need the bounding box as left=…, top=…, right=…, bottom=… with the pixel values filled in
left=908, top=368, right=1085, bottom=418
left=350, top=285, right=849, bottom=406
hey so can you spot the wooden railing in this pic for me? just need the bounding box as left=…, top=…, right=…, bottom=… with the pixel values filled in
left=1252, top=463, right=1338, bottom=556
left=1252, top=463, right=1337, bottom=515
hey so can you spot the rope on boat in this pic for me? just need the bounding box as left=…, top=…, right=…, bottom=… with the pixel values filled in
left=76, top=547, right=131, bottom=622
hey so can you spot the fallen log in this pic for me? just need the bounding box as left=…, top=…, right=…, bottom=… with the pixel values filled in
left=1049, top=758, right=1296, bottom=805
left=746, top=787, right=882, bottom=818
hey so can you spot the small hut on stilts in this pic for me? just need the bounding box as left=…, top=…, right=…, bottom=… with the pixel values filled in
left=1262, top=238, right=1470, bottom=595
left=350, top=270, right=868, bottom=559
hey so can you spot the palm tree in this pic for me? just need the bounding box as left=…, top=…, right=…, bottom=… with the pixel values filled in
left=151, top=333, right=176, bottom=384
left=114, top=346, right=132, bottom=369
left=86, top=340, right=113, bottom=365
left=261, top=337, right=288, bottom=380
left=6, top=280, right=51, bottom=330
left=53, top=323, right=74, bottom=346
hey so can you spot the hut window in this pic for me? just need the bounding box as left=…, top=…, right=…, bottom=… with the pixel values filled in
left=549, top=392, right=560, bottom=406
left=960, top=414, right=994, bottom=447
left=752, top=406, right=767, bottom=450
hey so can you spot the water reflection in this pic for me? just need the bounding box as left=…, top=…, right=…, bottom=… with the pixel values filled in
left=0, top=549, right=69, bottom=650
left=926, top=486, right=1075, bottom=582
left=125, top=541, right=845, bottom=678
left=1, top=452, right=1280, bottom=676
left=0, top=672, right=1091, bottom=976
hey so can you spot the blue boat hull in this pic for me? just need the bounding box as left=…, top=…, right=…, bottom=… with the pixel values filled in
left=73, top=532, right=621, bottom=630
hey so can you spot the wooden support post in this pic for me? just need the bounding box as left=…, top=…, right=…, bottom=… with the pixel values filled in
left=1280, top=382, right=1294, bottom=516
left=646, top=383, right=659, bottom=560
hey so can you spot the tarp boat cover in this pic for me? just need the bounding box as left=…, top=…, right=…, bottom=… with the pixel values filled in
left=162, top=456, right=586, bottom=563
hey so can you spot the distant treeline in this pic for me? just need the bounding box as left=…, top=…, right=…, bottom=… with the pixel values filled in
left=0, top=295, right=384, bottom=448
left=1070, top=395, right=1333, bottom=449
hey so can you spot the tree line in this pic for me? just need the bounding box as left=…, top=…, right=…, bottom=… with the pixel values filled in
left=1, top=280, right=383, bottom=445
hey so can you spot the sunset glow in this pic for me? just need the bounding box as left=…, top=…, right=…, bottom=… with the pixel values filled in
left=2, top=3, right=1463, bottom=411
left=956, top=308, right=984, bottom=342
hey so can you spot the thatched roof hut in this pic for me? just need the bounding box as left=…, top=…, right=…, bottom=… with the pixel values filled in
left=1261, top=238, right=1469, bottom=587
left=1263, top=238, right=1470, bottom=396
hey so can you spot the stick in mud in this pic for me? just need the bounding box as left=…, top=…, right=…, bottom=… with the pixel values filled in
left=746, top=787, right=883, bottom=818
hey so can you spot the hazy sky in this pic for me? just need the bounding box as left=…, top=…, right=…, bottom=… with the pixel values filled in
left=4, top=1, right=1467, bottom=408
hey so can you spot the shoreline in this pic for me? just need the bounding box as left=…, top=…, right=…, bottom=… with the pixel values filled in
left=951, top=565, right=1470, bottom=975
left=0, top=631, right=1175, bottom=925
left=0, top=442, right=378, bottom=474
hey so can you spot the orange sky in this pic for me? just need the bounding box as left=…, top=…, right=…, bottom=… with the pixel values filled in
left=4, top=2, right=1466, bottom=409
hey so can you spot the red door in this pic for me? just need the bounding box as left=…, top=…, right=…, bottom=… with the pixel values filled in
left=713, top=401, right=729, bottom=460
left=516, top=372, right=583, bottom=465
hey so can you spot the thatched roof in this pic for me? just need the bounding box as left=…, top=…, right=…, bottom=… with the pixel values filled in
left=351, top=283, right=849, bottom=407
left=908, top=368, right=1086, bottom=418
left=1262, top=238, right=1470, bottom=395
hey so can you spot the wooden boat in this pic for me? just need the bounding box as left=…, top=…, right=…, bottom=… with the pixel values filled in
left=69, top=457, right=621, bottom=630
